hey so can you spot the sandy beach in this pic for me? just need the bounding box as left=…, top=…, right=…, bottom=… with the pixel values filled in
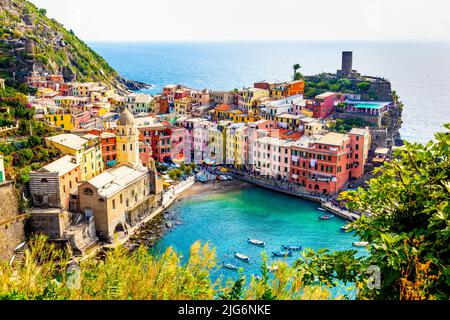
left=178, top=179, right=253, bottom=200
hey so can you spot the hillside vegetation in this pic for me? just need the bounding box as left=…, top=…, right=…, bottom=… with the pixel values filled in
left=0, top=0, right=145, bottom=93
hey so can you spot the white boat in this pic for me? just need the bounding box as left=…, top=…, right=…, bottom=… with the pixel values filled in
left=268, top=265, right=279, bottom=272
left=234, top=252, right=250, bottom=262
left=353, top=241, right=369, bottom=247
left=222, top=262, right=238, bottom=270
left=248, top=238, right=265, bottom=246
left=318, top=207, right=327, bottom=212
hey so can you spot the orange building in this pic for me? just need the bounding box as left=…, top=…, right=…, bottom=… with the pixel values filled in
left=270, top=80, right=305, bottom=98
left=290, top=128, right=370, bottom=195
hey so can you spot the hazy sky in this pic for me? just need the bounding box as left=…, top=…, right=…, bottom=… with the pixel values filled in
left=31, top=0, right=450, bottom=42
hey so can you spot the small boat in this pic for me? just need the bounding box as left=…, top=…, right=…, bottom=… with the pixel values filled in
left=353, top=241, right=369, bottom=247
left=196, top=175, right=208, bottom=183
left=319, top=214, right=334, bottom=220
left=234, top=252, right=250, bottom=262
left=272, top=251, right=292, bottom=257
left=222, top=262, right=238, bottom=270
left=248, top=238, right=265, bottom=247
left=166, top=222, right=173, bottom=228
left=268, top=265, right=279, bottom=272
left=218, top=175, right=228, bottom=181
left=341, top=224, right=351, bottom=231
left=281, top=245, right=302, bottom=251
left=318, top=207, right=327, bottom=212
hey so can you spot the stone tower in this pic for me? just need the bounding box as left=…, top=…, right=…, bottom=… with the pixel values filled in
left=341, top=51, right=352, bottom=75
left=116, top=110, right=140, bottom=167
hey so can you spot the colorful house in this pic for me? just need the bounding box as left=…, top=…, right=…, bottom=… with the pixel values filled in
left=29, top=155, right=81, bottom=209
left=269, top=80, right=305, bottom=98
left=174, top=97, right=194, bottom=115
left=207, top=121, right=231, bottom=165
left=192, top=120, right=213, bottom=164
left=46, top=133, right=104, bottom=181
left=45, top=112, right=74, bottom=130
left=312, top=92, right=343, bottom=119
left=289, top=128, right=370, bottom=195
left=253, top=136, right=292, bottom=180
left=225, top=123, right=248, bottom=168
left=238, top=88, right=269, bottom=112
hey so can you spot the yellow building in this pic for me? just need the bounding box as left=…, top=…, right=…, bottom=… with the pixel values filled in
left=233, top=113, right=260, bottom=123
left=174, top=97, right=193, bottom=115
left=36, top=87, right=58, bottom=98
left=238, top=88, right=269, bottom=112
left=302, top=118, right=326, bottom=136
left=207, top=121, right=231, bottom=165
left=77, top=83, right=90, bottom=97
left=46, top=133, right=104, bottom=181
left=275, top=113, right=304, bottom=130
left=226, top=123, right=248, bottom=168
left=116, top=110, right=141, bottom=167
left=45, top=113, right=74, bottom=130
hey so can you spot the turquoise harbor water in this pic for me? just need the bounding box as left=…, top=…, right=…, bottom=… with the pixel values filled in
left=155, top=186, right=365, bottom=288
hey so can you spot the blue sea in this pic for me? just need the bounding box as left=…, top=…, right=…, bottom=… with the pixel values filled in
left=90, top=41, right=450, bottom=144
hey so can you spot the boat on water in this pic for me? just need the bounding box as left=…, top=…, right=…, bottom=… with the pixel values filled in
left=222, top=262, right=238, bottom=270
left=341, top=224, right=351, bottom=231
left=319, top=214, right=334, bottom=220
left=218, top=175, right=228, bottom=181
left=195, top=175, right=208, bottom=183
left=272, top=251, right=293, bottom=257
left=281, top=245, right=302, bottom=251
left=353, top=241, right=369, bottom=247
left=234, top=252, right=250, bottom=262
left=268, top=265, right=279, bottom=272
left=248, top=238, right=265, bottom=246
left=318, top=207, right=327, bottom=212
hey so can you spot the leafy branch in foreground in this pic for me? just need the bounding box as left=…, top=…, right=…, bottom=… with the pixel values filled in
left=0, top=236, right=331, bottom=300
left=341, top=123, right=450, bottom=299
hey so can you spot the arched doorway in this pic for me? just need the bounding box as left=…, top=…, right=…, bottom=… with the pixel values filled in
left=114, top=222, right=125, bottom=233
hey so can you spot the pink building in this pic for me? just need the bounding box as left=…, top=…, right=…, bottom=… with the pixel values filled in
left=191, top=89, right=210, bottom=106
left=253, top=136, right=291, bottom=181
left=139, top=141, right=153, bottom=167
left=170, top=127, right=187, bottom=163
left=312, top=92, right=344, bottom=119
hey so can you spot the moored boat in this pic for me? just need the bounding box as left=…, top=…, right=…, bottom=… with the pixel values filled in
left=222, top=262, right=238, bottom=270
left=267, top=265, right=279, bottom=272
left=272, top=251, right=292, bottom=257
left=248, top=238, right=265, bottom=246
left=281, top=245, right=302, bottom=251
left=341, top=224, right=351, bottom=231
left=352, top=241, right=369, bottom=247
left=234, top=252, right=250, bottom=262
left=318, top=207, right=327, bottom=212
left=319, top=214, right=334, bottom=220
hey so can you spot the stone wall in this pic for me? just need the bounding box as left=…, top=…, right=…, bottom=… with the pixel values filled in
left=332, top=111, right=382, bottom=126
left=0, top=182, right=25, bottom=261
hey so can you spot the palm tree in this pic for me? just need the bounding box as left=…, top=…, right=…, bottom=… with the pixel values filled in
left=292, top=63, right=302, bottom=81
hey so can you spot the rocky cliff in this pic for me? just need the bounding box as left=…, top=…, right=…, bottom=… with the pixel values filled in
left=0, top=0, right=149, bottom=93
